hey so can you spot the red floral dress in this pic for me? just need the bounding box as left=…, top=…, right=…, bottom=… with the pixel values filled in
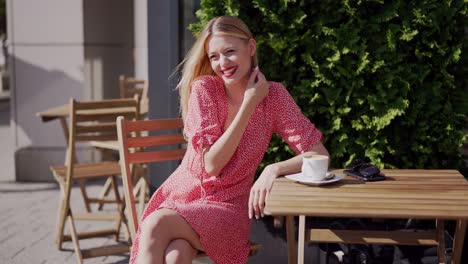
left=129, top=75, right=323, bottom=264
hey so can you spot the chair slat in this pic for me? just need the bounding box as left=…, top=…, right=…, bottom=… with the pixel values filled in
left=75, top=98, right=138, bottom=110
left=126, top=88, right=143, bottom=94
left=125, top=79, right=146, bottom=84
left=124, top=118, right=183, bottom=133
left=119, top=75, right=148, bottom=101
left=76, top=135, right=117, bottom=142
left=75, top=112, right=135, bottom=122
left=76, top=123, right=116, bottom=134
left=81, top=244, right=130, bottom=259
left=127, top=134, right=186, bottom=148
left=127, top=149, right=186, bottom=164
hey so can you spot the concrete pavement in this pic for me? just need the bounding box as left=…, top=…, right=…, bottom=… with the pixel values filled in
left=0, top=181, right=212, bottom=264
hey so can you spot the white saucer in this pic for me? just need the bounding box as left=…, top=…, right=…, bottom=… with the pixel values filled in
left=285, top=172, right=345, bottom=186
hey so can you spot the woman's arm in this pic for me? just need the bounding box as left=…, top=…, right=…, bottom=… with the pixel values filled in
left=270, top=143, right=329, bottom=177
left=203, top=68, right=268, bottom=176
left=248, top=142, right=329, bottom=219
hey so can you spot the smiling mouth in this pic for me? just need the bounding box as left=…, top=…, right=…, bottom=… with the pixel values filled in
left=221, top=66, right=237, bottom=78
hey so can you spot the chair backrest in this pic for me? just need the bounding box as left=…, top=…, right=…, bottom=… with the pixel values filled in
left=119, top=75, right=148, bottom=106
left=66, top=97, right=139, bottom=168
left=117, top=117, right=186, bottom=240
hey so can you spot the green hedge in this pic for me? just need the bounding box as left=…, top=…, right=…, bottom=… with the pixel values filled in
left=191, top=0, right=467, bottom=171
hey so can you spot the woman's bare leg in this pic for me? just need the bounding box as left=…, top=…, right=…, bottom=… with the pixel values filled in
left=164, top=239, right=197, bottom=264
left=137, top=208, right=203, bottom=264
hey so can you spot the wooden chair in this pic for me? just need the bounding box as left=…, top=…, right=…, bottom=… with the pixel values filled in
left=94, top=75, right=149, bottom=210
left=50, top=98, right=140, bottom=263
left=119, top=74, right=149, bottom=204
left=116, top=117, right=262, bottom=258
left=119, top=75, right=148, bottom=108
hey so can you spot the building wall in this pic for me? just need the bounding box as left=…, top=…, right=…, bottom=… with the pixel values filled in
left=83, top=0, right=134, bottom=100
left=147, top=0, right=181, bottom=188
left=134, top=0, right=148, bottom=81
left=5, top=0, right=191, bottom=184
left=7, top=0, right=135, bottom=181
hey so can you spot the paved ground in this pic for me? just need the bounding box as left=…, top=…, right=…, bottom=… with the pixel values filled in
left=0, top=100, right=212, bottom=263
left=1, top=98, right=465, bottom=263
left=0, top=181, right=212, bottom=264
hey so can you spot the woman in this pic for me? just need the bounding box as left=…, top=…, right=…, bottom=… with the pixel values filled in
left=131, top=16, right=329, bottom=264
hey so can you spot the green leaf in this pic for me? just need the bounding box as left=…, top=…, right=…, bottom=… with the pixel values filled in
left=400, top=26, right=418, bottom=41
left=194, top=0, right=467, bottom=174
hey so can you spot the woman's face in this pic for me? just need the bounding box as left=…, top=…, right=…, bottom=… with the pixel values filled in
left=206, top=34, right=256, bottom=89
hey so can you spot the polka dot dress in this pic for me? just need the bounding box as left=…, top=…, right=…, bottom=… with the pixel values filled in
left=130, top=75, right=323, bottom=264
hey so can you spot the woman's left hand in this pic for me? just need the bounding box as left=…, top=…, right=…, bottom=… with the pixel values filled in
left=248, top=164, right=279, bottom=219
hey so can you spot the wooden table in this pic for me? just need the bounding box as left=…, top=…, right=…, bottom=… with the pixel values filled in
left=37, top=102, right=148, bottom=122
left=265, top=169, right=468, bottom=264
left=37, top=102, right=147, bottom=149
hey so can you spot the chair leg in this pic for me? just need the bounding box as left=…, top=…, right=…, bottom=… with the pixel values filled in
left=131, top=164, right=142, bottom=196
left=120, top=200, right=132, bottom=243
left=298, top=215, right=306, bottom=264
left=78, top=180, right=92, bottom=212
left=111, top=175, right=123, bottom=241
left=133, top=178, right=142, bottom=199
left=97, top=178, right=113, bottom=210
left=141, top=171, right=150, bottom=203
left=137, top=178, right=147, bottom=219
left=67, top=209, right=84, bottom=264
left=55, top=181, right=69, bottom=250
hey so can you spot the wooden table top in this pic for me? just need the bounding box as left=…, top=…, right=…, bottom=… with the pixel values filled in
left=265, top=169, right=468, bottom=220
left=37, top=102, right=149, bottom=122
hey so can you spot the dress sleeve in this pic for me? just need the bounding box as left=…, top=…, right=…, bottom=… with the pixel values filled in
left=184, top=76, right=223, bottom=153
left=271, top=83, right=323, bottom=154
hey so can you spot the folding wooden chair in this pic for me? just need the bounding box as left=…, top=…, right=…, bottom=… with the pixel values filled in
left=50, top=98, right=140, bottom=263
left=119, top=74, right=148, bottom=108
left=116, top=117, right=261, bottom=258
left=94, top=75, right=149, bottom=210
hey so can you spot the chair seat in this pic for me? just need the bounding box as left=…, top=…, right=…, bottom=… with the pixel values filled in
left=81, top=243, right=130, bottom=259
left=51, top=161, right=121, bottom=180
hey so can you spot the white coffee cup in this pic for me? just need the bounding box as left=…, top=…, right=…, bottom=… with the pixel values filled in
left=301, top=154, right=329, bottom=181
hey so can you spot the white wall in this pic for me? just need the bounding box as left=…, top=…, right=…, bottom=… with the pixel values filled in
left=7, top=0, right=137, bottom=181
left=9, top=0, right=85, bottom=149
left=83, top=0, right=134, bottom=100
left=134, top=0, right=149, bottom=80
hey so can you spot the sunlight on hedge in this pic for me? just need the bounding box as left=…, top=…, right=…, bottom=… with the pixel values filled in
left=191, top=0, right=467, bottom=172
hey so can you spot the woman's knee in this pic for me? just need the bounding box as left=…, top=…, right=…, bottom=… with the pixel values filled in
left=139, top=209, right=173, bottom=244
left=165, top=239, right=196, bottom=264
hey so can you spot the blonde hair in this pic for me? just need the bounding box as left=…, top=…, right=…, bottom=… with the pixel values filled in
left=176, top=16, right=257, bottom=121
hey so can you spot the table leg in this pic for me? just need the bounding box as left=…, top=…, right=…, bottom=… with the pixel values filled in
left=436, top=219, right=446, bottom=264
left=59, top=117, right=70, bottom=146
left=298, top=215, right=305, bottom=264
left=452, top=219, right=467, bottom=264
left=286, top=216, right=297, bottom=264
